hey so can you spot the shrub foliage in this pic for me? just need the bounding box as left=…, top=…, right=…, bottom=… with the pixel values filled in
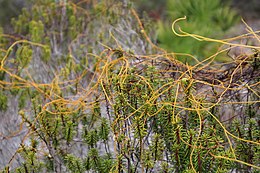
left=0, top=0, right=259, bottom=173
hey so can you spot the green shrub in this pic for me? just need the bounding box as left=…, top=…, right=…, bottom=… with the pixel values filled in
left=0, top=90, right=8, bottom=111
left=0, top=0, right=259, bottom=173
left=158, top=0, right=239, bottom=63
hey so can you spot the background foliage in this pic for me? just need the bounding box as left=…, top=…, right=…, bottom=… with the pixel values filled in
left=0, top=0, right=26, bottom=29
left=157, top=0, right=239, bottom=63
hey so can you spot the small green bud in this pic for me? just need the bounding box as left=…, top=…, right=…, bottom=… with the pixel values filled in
left=181, top=78, right=188, bottom=85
